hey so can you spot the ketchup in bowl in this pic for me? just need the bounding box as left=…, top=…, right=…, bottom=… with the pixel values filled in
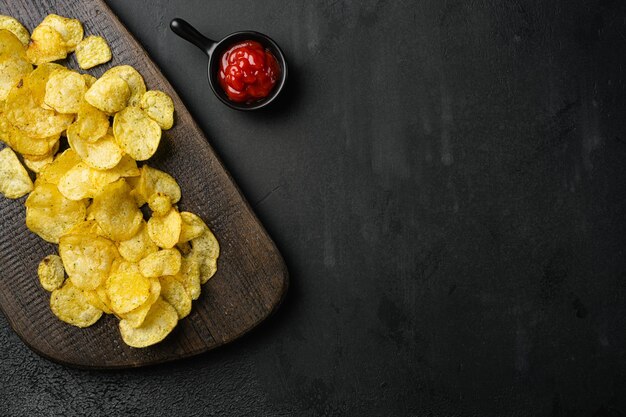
left=218, top=40, right=281, bottom=103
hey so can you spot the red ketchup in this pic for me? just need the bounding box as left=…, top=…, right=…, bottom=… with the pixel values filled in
left=218, top=40, right=280, bottom=103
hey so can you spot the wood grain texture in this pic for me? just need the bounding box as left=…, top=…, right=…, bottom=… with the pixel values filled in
left=0, top=0, right=288, bottom=369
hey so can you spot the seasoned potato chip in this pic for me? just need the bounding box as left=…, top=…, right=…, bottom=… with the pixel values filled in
left=159, top=275, right=191, bottom=319
left=103, top=65, right=146, bottom=107
left=191, top=228, right=220, bottom=283
left=106, top=270, right=151, bottom=314
left=36, top=148, right=81, bottom=185
left=91, top=179, right=143, bottom=241
left=136, top=165, right=181, bottom=204
left=50, top=280, right=102, bottom=327
left=67, top=125, right=122, bottom=170
left=0, top=147, right=33, bottom=198
left=139, top=248, right=182, bottom=278
left=0, top=28, right=26, bottom=57
left=117, top=222, right=158, bottom=263
left=140, top=90, right=174, bottom=130
left=83, top=289, right=112, bottom=314
left=178, top=212, right=208, bottom=243
left=176, top=256, right=201, bottom=300
left=0, top=113, right=60, bottom=156
left=71, top=100, right=109, bottom=143
left=25, top=182, right=87, bottom=243
left=40, top=14, right=83, bottom=51
left=108, top=154, right=140, bottom=178
left=24, top=62, right=64, bottom=105
left=62, top=219, right=106, bottom=238
left=0, top=16, right=30, bottom=45
left=84, top=74, right=130, bottom=114
left=44, top=69, right=86, bottom=113
left=59, top=233, right=118, bottom=290
left=119, top=277, right=161, bottom=328
left=76, top=35, right=111, bottom=69
left=119, top=297, right=178, bottom=348
left=26, top=25, right=66, bottom=65
left=147, top=208, right=182, bottom=249
left=23, top=153, right=54, bottom=173
left=37, top=254, right=65, bottom=291
left=57, top=161, right=120, bottom=200
left=113, top=106, right=161, bottom=161
left=0, top=53, right=31, bottom=102
left=148, top=192, right=171, bottom=216
left=4, top=74, right=74, bottom=139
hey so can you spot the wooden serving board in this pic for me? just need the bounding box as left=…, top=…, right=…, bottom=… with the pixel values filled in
left=0, top=0, right=288, bottom=368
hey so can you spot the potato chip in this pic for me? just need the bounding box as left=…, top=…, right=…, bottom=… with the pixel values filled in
left=136, top=165, right=181, bottom=204
left=119, top=297, right=178, bottom=348
left=147, top=208, right=182, bottom=249
left=148, top=192, right=171, bottom=216
left=83, top=289, right=112, bottom=314
left=178, top=212, right=208, bottom=243
left=26, top=25, right=66, bottom=65
left=70, top=100, right=109, bottom=143
left=50, top=279, right=102, bottom=327
left=3, top=74, right=74, bottom=139
left=113, top=106, right=161, bottom=161
left=67, top=125, right=122, bottom=170
left=62, top=219, right=106, bottom=238
left=84, top=74, right=130, bottom=114
left=76, top=35, right=111, bottom=69
left=0, top=53, right=31, bottom=102
left=191, top=228, right=220, bottom=283
left=119, top=277, right=160, bottom=328
left=40, top=14, right=83, bottom=51
left=0, top=28, right=26, bottom=57
left=23, top=153, right=54, bottom=173
left=103, top=65, right=146, bottom=107
left=159, top=275, right=191, bottom=319
left=176, top=256, right=201, bottom=300
left=25, top=182, right=87, bottom=243
left=106, top=269, right=151, bottom=315
left=0, top=113, right=60, bottom=156
left=117, top=222, right=158, bottom=263
left=36, top=148, right=81, bottom=185
left=140, top=90, right=174, bottom=130
left=0, top=147, right=33, bottom=198
left=139, top=248, right=182, bottom=278
left=59, top=233, right=118, bottom=290
left=0, top=16, right=30, bottom=45
left=24, top=62, right=65, bottom=106
left=95, top=286, right=114, bottom=314
left=37, top=254, right=65, bottom=291
left=108, top=154, right=140, bottom=178
left=44, top=69, right=86, bottom=114
left=91, top=179, right=143, bottom=241
left=57, top=161, right=120, bottom=200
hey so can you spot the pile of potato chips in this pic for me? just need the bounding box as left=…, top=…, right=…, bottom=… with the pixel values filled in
left=0, top=14, right=219, bottom=347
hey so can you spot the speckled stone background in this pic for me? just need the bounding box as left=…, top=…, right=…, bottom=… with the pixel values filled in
left=2, top=1, right=626, bottom=415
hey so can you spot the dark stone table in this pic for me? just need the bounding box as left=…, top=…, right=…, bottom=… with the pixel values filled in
left=2, top=1, right=626, bottom=415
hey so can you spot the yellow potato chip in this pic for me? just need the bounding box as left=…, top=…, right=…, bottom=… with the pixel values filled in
left=23, top=153, right=54, bottom=173
left=59, top=233, right=118, bottom=290
left=0, top=147, right=33, bottom=198
left=147, top=208, right=182, bottom=249
left=76, top=35, right=111, bottom=69
left=136, top=165, right=181, bottom=204
left=139, top=248, right=182, bottom=278
left=108, top=154, right=141, bottom=178
left=26, top=25, right=67, bottom=65
left=25, top=182, right=87, bottom=243
left=50, top=279, right=102, bottom=327
left=67, top=125, right=122, bottom=170
left=190, top=228, right=220, bottom=283
left=91, top=179, right=143, bottom=241
left=113, top=106, right=161, bottom=161
left=36, top=148, right=81, bottom=185
left=106, top=270, right=151, bottom=314
left=0, top=28, right=26, bottom=57
left=95, top=286, right=114, bottom=314
left=117, top=221, right=158, bottom=263
left=0, top=54, right=31, bottom=102
left=0, top=16, right=30, bottom=45
left=62, top=219, right=106, bottom=238
left=37, top=254, right=65, bottom=291
left=0, top=113, right=60, bottom=156
left=83, top=289, right=112, bottom=314
left=24, top=62, right=65, bottom=106
left=178, top=212, right=208, bottom=243
left=176, top=256, right=201, bottom=300
left=103, top=65, right=146, bottom=107
left=43, top=69, right=86, bottom=114
left=119, top=277, right=161, bottom=328
left=159, top=275, right=191, bottom=319
left=119, top=297, right=178, bottom=348
left=70, top=101, right=109, bottom=143
left=148, top=192, right=171, bottom=216
left=140, top=90, right=174, bottom=130
left=82, top=73, right=96, bottom=87
left=57, top=161, right=120, bottom=200
left=84, top=74, right=130, bottom=114
left=40, top=14, right=83, bottom=51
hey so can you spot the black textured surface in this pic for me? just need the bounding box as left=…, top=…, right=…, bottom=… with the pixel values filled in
left=2, top=0, right=626, bottom=415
